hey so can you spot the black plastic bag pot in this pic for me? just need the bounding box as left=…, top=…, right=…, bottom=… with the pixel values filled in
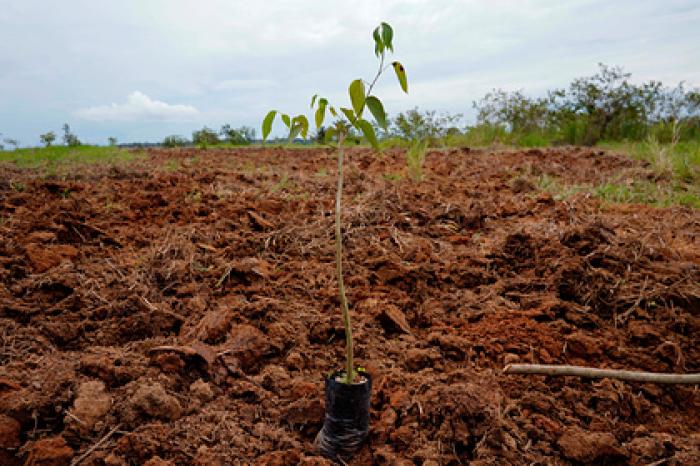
left=315, top=370, right=372, bottom=460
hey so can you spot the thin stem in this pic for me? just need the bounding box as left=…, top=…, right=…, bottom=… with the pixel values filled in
left=335, top=132, right=354, bottom=383
left=366, top=53, right=385, bottom=97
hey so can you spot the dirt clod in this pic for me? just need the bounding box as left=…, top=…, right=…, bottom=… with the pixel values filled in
left=557, top=427, right=628, bottom=462
left=181, top=306, right=233, bottom=343
left=24, top=436, right=73, bottom=466
left=404, top=348, right=439, bottom=371
left=380, top=305, right=412, bottom=334
left=131, top=383, right=182, bottom=421
left=0, top=414, right=21, bottom=449
left=25, top=243, right=78, bottom=273
left=189, top=379, right=214, bottom=403
left=223, top=324, right=271, bottom=373
left=67, top=380, right=112, bottom=434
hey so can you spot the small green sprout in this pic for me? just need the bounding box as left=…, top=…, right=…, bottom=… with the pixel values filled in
left=406, top=138, right=428, bottom=181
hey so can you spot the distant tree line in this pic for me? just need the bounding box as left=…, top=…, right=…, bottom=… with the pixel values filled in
left=162, top=125, right=256, bottom=148
left=1, top=121, right=255, bottom=151
left=469, top=64, right=699, bottom=146
left=337, top=63, right=700, bottom=148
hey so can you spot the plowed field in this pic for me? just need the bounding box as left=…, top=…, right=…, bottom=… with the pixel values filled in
left=1, top=147, right=698, bottom=465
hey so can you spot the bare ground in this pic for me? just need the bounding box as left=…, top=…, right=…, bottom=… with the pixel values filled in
left=0, top=146, right=698, bottom=465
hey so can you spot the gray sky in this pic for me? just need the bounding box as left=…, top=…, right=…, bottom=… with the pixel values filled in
left=1, top=0, right=699, bottom=146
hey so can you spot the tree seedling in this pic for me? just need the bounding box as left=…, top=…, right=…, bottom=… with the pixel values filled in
left=262, top=21, right=408, bottom=384
left=262, top=21, right=408, bottom=460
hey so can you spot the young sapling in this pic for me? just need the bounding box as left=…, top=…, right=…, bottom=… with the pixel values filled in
left=261, top=21, right=409, bottom=459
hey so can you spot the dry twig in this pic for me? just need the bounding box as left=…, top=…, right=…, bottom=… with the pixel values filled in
left=504, top=364, right=700, bottom=384
left=71, top=424, right=121, bottom=465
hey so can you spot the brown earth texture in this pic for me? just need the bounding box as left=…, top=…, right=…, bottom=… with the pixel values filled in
left=0, top=146, right=699, bottom=465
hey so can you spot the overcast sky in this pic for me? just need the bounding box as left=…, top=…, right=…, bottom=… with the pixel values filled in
left=1, top=0, right=699, bottom=146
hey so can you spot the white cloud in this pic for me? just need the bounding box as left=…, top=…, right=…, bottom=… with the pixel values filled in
left=210, top=79, right=278, bottom=92
left=75, top=91, right=199, bottom=121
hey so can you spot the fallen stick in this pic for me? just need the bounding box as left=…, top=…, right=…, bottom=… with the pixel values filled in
left=71, top=424, right=121, bottom=466
left=503, top=364, right=700, bottom=384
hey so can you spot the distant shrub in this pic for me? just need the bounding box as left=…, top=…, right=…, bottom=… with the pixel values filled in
left=220, top=125, right=255, bottom=145
left=390, top=107, right=462, bottom=146
left=471, top=64, right=700, bottom=146
left=516, top=132, right=549, bottom=147
left=192, top=127, right=220, bottom=149
left=3, top=138, right=19, bottom=150
left=40, top=131, right=57, bottom=147
left=62, top=123, right=81, bottom=147
left=162, top=135, right=189, bottom=148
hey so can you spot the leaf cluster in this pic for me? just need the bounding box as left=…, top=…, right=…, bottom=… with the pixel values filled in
left=262, top=22, right=408, bottom=151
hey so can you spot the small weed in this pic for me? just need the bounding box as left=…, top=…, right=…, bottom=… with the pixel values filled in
left=536, top=174, right=586, bottom=200
left=315, top=167, right=328, bottom=177
left=163, top=159, right=180, bottom=171
left=272, top=175, right=291, bottom=192
left=10, top=181, right=25, bottom=192
left=241, top=162, right=254, bottom=173
left=383, top=172, right=402, bottom=182
left=406, top=138, right=428, bottom=182
left=187, top=190, right=203, bottom=203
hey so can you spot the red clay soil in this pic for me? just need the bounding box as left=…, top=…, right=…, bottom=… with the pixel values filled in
left=0, top=146, right=698, bottom=465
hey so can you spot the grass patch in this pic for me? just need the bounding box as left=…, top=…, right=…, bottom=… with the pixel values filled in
left=531, top=173, right=699, bottom=209
left=163, top=159, right=180, bottom=172
left=598, top=139, right=700, bottom=183
left=594, top=181, right=700, bottom=208
left=535, top=174, right=587, bottom=200
left=271, top=175, right=293, bottom=192
left=0, top=145, right=142, bottom=175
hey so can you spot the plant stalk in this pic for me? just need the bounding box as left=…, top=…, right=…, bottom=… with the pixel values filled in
left=335, top=132, right=354, bottom=383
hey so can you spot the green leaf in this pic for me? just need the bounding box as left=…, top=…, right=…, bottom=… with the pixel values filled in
left=357, top=118, right=380, bottom=151
left=381, top=22, right=393, bottom=52
left=373, top=27, right=384, bottom=57
left=262, top=110, right=277, bottom=142
left=310, top=94, right=318, bottom=108
left=315, top=105, right=326, bottom=128
left=288, top=124, right=302, bottom=143
left=281, top=113, right=291, bottom=128
left=365, top=96, right=387, bottom=130
left=295, top=115, right=309, bottom=139
left=392, top=62, right=408, bottom=93
left=340, top=107, right=356, bottom=124
left=348, top=79, right=365, bottom=117
left=329, top=106, right=338, bottom=118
